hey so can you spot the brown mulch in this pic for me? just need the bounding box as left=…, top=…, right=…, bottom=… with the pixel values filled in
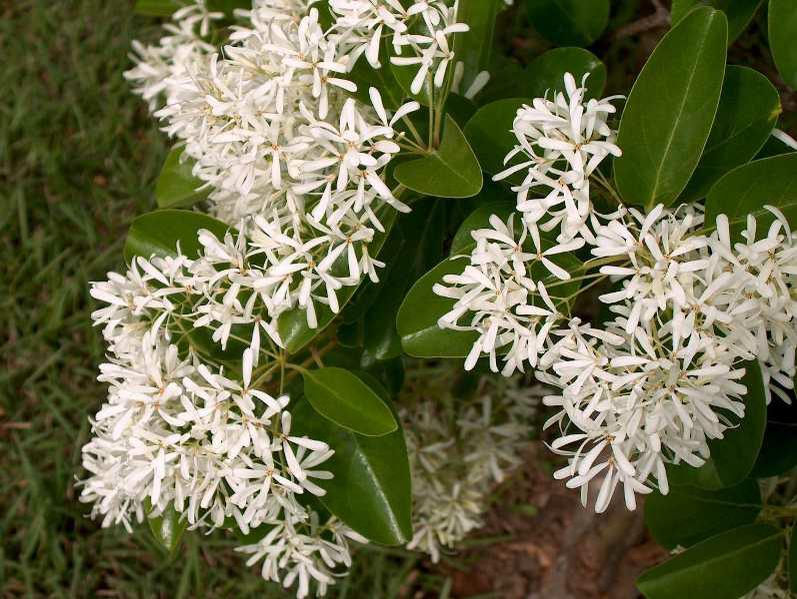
left=435, top=445, right=668, bottom=599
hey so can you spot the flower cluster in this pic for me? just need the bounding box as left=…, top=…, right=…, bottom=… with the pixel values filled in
left=437, top=72, right=797, bottom=513
left=401, top=374, right=538, bottom=562
left=82, top=251, right=364, bottom=597
left=125, top=0, right=221, bottom=111
left=127, top=1, right=431, bottom=332
left=328, top=0, right=469, bottom=94
left=494, top=73, right=623, bottom=243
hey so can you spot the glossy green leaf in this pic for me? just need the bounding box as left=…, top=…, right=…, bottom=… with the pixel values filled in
left=277, top=211, right=397, bottom=353
left=302, top=367, right=397, bottom=436
left=394, top=115, right=483, bottom=198
left=680, top=66, right=780, bottom=201
left=704, top=153, right=797, bottom=231
left=524, top=47, right=607, bottom=99
left=669, top=361, right=767, bottom=490
left=645, top=480, right=762, bottom=549
left=445, top=94, right=478, bottom=127
left=291, top=394, right=412, bottom=545
left=750, top=397, right=797, bottom=478
left=769, top=0, right=797, bottom=90
left=464, top=98, right=528, bottom=178
left=478, top=58, right=527, bottom=104
left=672, top=0, right=763, bottom=42
left=147, top=507, right=188, bottom=556
left=362, top=200, right=447, bottom=362
left=614, top=7, right=728, bottom=208
left=155, top=147, right=210, bottom=209
left=454, top=0, right=502, bottom=89
left=637, top=524, right=783, bottom=599
left=525, top=0, right=610, bottom=46
left=124, top=209, right=231, bottom=263
left=396, top=257, right=479, bottom=358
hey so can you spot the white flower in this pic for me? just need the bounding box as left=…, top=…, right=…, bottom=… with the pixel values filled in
left=493, top=73, right=622, bottom=243
left=402, top=373, right=539, bottom=561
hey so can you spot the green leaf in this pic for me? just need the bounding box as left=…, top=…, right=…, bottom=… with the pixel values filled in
left=396, top=256, right=480, bottom=358
left=147, top=507, right=188, bottom=556
left=669, top=361, right=767, bottom=490
left=704, top=153, right=797, bottom=231
left=750, top=397, right=797, bottom=478
left=124, top=209, right=231, bottom=263
left=614, top=7, right=728, bottom=208
left=464, top=98, right=528, bottom=178
left=679, top=66, right=780, bottom=201
left=524, top=47, right=607, bottom=99
left=525, top=0, right=610, bottom=46
left=361, top=200, right=448, bottom=362
left=291, top=393, right=412, bottom=545
left=637, top=524, right=783, bottom=599
left=302, top=367, right=397, bottom=437
left=672, top=0, right=763, bottom=42
left=769, top=0, right=797, bottom=90
left=277, top=211, right=397, bottom=353
left=454, top=0, right=502, bottom=88
left=155, top=147, right=210, bottom=209
left=394, top=115, right=483, bottom=198
left=478, top=58, right=527, bottom=104
left=645, top=480, right=762, bottom=550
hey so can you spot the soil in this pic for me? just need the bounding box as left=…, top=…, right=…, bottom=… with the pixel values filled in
left=431, top=445, right=668, bottom=599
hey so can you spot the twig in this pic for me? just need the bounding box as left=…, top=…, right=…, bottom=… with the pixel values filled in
left=612, top=0, right=670, bottom=40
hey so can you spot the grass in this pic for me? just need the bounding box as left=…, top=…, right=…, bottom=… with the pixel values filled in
left=0, top=1, right=437, bottom=596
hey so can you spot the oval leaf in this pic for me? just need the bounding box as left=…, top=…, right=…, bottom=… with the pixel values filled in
left=704, top=153, right=797, bottom=231
left=645, top=480, right=762, bottom=550
left=614, top=7, right=728, bottom=208
left=637, top=524, right=783, bottom=599
left=302, top=367, right=397, bottom=437
left=124, top=209, right=231, bottom=263
left=454, top=0, right=502, bottom=89
left=291, top=395, right=412, bottom=545
left=769, top=0, right=797, bottom=90
left=750, top=396, right=797, bottom=478
left=672, top=0, right=763, bottom=42
left=679, top=66, right=780, bottom=201
left=524, top=47, right=607, bottom=99
left=464, top=98, right=528, bottom=178
left=155, top=147, right=210, bottom=209
left=394, top=115, right=483, bottom=199
left=525, top=0, right=610, bottom=47
left=397, top=256, right=480, bottom=358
